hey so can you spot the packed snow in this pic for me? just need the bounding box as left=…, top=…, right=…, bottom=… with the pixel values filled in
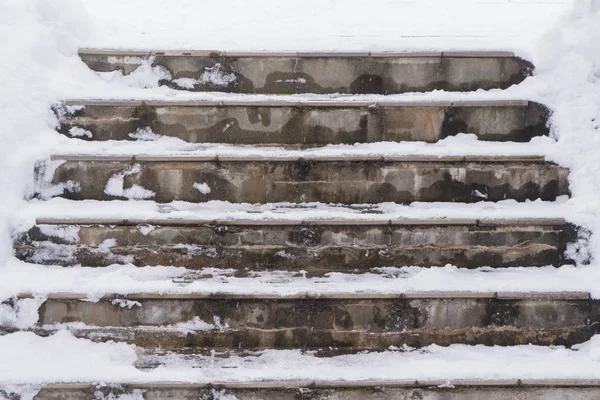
left=2, top=0, right=600, bottom=394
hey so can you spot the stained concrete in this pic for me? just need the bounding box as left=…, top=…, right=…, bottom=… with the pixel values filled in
left=34, top=296, right=600, bottom=349
left=56, top=100, right=549, bottom=144
left=15, top=220, right=577, bottom=271
left=78, top=50, right=534, bottom=94
left=31, top=385, right=600, bottom=400
left=42, top=157, right=569, bottom=204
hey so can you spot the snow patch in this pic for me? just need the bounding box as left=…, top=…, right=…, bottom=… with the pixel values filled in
left=110, top=299, right=142, bottom=309
left=68, top=127, right=92, bottom=139
left=97, top=57, right=171, bottom=89
left=104, top=164, right=155, bottom=200
left=172, top=63, right=236, bottom=89
left=128, top=127, right=161, bottom=141
left=193, top=182, right=211, bottom=195
left=0, top=297, right=46, bottom=330
left=138, top=225, right=155, bottom=236
left=38, top=224, right=80, bottom=243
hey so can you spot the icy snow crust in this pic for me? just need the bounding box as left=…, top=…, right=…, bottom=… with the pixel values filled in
left=2, top=0, right=600, bottom=392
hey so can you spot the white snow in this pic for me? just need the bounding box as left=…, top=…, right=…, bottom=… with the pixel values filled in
left=1, top=0, right=600, bottom=394
left=6, top=331, right=600, bottom=386
left=193, top=182, right=211, bottom=195
left=67, top=126, right=92, bottom=139
left=104, top=164, right=156, bottom=200
left=128, top=127, right=161, bottom=141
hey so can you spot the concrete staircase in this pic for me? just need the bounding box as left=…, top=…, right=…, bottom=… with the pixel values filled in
left=12, top=50, right=598, bottom=399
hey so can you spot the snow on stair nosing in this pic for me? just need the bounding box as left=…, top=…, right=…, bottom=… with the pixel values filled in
left=77, top=48, right=517, bottom=58
left=36, top=379, right=600, bottom=389
left=34, top=217, right=567, bottom=226
left=17, top=291, right=591, bottom=300
left=49, top=154, right=548, bottom=163
left=62, top=98, right=530, bottom=107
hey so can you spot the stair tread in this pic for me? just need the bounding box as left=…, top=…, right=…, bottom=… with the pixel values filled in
left=21, top=198, right=570, bottom=222
left=4, top=332, right=600, bottom=385
left=4, top=262, right=595, bottom=299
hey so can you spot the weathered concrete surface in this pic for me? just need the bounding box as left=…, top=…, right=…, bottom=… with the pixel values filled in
left=30, top=382, right=600, bottom=400
left=34, top=295, right=600, bottom=349
left=78, top=50, right=534, bottom=94
left=34, top=324, right=599, bottom=351
left=56, top=100, right=549, bottom=144
left=30, top=386, right=600, bottom=400
left=42, top=156, right=569, bottom=204
left=15, top=220, right=577, bottom=271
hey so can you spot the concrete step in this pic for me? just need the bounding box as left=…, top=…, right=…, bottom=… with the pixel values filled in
left=40, top=155, right=569, bottom=204
left=28, top=380, right=600, bottom=400
left=78, top=49, right=533, bottom=94
left=56, top=100, right=549, bottom=144
left=15, top=218, right=576, bottom=272
left=23, top=291, right=599, bottom=351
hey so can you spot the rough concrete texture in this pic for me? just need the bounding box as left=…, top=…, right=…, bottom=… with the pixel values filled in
left=55, top=100, right=549, bottom=144
left=15, top=221, right=577, bottom=271
left=43, top=158, right=569, bottom=204
left=34, top=323, right=599, bottom=351
left=34, top=297, right=600, bottom=349
left=30, top=385, right=600, bottom=400
left=78, top=50, right=534, bottom=94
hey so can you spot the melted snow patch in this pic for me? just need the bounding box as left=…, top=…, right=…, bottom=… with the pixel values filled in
left=105, top=164, right=155, bottom=200
left=193, top=182, right=211, bottom=195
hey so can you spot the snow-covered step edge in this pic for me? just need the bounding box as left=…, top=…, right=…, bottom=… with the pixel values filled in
left=6, top=333, right=600, bottom=389
left=16, top=291, right=592, bottom=300
left=3, top=263, right=599, bottom=301
left=16, top=198, right=574, bottom=225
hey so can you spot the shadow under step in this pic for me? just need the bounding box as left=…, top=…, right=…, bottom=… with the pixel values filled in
left=39, top=155, right=569, bottom=204
left=56, top=99, right=549, bottom=144
left=78, top=49, right=533, bottom=94
left=15, top=218, right=577, bottom=271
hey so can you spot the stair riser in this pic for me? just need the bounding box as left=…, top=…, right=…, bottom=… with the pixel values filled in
left=30, top=387, right=600, bottom=400
left=47, top=325, right=598, bottom=351
left=38, top=298, right=599, bottom=332
left=16, top=223, right=575, bottom=270
left=57, top=102, right=548, bottom=144
left=80, top=53, right=533, bottom=94
left=43, top=160, right=569, bottom=204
